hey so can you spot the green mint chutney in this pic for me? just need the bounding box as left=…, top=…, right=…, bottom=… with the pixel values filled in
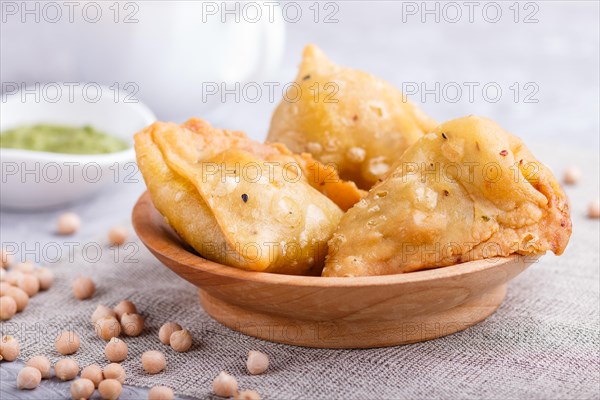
left=0, top=124, right=129, bottom=155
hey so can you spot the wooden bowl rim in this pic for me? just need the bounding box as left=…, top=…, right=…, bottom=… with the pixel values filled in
left=133, top=191, right=521, bottom=288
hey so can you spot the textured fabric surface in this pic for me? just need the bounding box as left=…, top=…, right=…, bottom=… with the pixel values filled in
left=1, top=202, right=599, bottom=400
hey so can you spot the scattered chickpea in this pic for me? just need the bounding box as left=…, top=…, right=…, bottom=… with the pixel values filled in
left=6, top=286, right=29, bottom=312
left=141, top=350, right=166, bottom=374
left=108, top=226, right=128, bottom=246
left=57, top=212, right=81, bottom=235
left=158, top=322, right=182, bottom=345
left=114, top=300, right=137, bottom=320
left=81, top=364, right=104, bottom=388
left=212, top=371, right=238, bottom=398
left=55, top=358, right=80, bottom=381
left=0, top=282, right=11, bottom=296
left=99, top=379, right=123, bottom=400
left=35, top=268, right=55, bottom=290
left=0, top=335, right=20, bottom=361
left=0, top=268, right=6, bottom=282
left=70, top=378, right=95, bottom=400
left=26, top=355, right=52, bottom=379
left=5, top=270, right=24, bottom=286
left=91, top=304, right=118, bottom=323
left=17, top=366, right=42, bottom=390
left=1, top=249, right=12, bottom=269
left=14, top=261, right=35, bottom=274
left=121, top=313, right=144, bottom=336
left=0, top=295, right=17, bottom=320
left=148, top=386, right=175, bottom=400
left=55, top=331, right=81, bottom=355
left=588, top=198, right=600, bottom=219
left=105, top=337, right=128, bottom=362
left=246, top=350, right=269, bottom=375
left=563, top=166, right=582, bottom=185
left=18, top=274, right=40, bottom=297
left=72, top=276, right=96, bottom=300
left=103, top=363, right=126, bottom=384
left=235, top=390, right=262, bottom=400
left=169, top=329, right=192, bottom=353
left=95, top=316, right=122, bottom=341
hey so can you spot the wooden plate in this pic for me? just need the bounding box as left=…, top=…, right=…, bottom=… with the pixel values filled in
left=132, top=191, right=537, bottom=348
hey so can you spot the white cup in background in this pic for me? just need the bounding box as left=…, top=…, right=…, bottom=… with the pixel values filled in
left=1, top=1, right=286, bottom=121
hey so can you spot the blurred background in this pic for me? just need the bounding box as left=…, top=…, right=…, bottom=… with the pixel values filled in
left=2, top=0, right=598, bottom=150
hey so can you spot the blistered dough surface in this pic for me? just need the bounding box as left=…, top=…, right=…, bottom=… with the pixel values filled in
left=268, top=44, right=436, bottom=189
left=135, top=118, right=353, bottom=275
left=323, top=116, right=572, bottom=277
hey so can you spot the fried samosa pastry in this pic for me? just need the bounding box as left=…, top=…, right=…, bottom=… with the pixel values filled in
left=323, top=116, right=572, bottom=277
left=176, top=119, right=363, bottom=212
left=135, top=118, right=358, bottom=275
left=267, top=44, right=437, bottom=189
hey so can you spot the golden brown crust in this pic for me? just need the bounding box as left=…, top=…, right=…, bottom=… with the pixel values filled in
left=267, top=44, right=436, bottom=190
left=323, top=116, right=572, bottom=277
left=176, top=118, right=363, bottom=212
left=135, top=118, right=350, bottom=275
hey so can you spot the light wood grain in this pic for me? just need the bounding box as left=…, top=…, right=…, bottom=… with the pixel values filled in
left=132, top=191, right=538, bottom=348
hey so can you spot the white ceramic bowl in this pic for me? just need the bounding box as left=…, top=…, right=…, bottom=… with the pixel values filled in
left=0, top=84, right=156, bottom=210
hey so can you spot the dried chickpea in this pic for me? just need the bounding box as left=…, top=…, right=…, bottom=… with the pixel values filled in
left=0, top=335, right=20, bottom=361
left=17, top=366, right=42, bottom=390
left=18, top=274, right=40, bottom=296
left=81, top=364, right=103, bottom=387
left=1, top=249, right=12, bottom=269
left=95, top=316, right=122, bottom=341
left=55, top=331, right=81, bottom=355
left=6, top=286, right=29, bottom=312
left=141, top=350, right=166, bottom=374
left=246, top=350, right=269, bottom=375
left=121, top=313, right=144, bottom=336
left=588, top=198, right=600, bottom=219
left=169, top=329, right=192, bottom=353
left=71, top=378, right=95, bottom=400
left=235, top=390, right=262, bottom=400
left=72, top=276, right=96, bottom=300
left=114, top=300, right=137, bottom=320
left=57, top=212, right=81, bottom=235
left=0, top=281, right=11, bottom=296
left=5, top=270, right=23, bottom=286
left=91, top=304, right=117, bottom=323
left=212, top=371, right=238, bottom=398
left=26, top=355, right=52, bottom=379
left=108, top=226, right=128, bottom=246
left=0, top=268, right=6, bottom=281
left=158, top=322, right=182, bottom=345
left=148, top=386, right=174, bottom=400
left=55, top=358, right=80, bottom=381
left=99, top=379, right=123, bottom=400
left=105, top=337, right=128, bottom=362
left=563, top=166, right=582, bottom=185
left=0, top=295, right=17, bottom=320
left=35, top=267, right=55, bottom=290
left=103, top=363, right=126, bottom=384
left=14, top=261, right=35, bottom=274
